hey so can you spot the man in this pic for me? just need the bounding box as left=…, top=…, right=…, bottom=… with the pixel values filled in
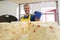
left=30, top=11, right=42, bottom=21
left=21, top=4, right=30, bottom=21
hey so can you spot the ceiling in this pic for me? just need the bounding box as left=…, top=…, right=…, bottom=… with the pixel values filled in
left=0, top=0, right=57, bottom=4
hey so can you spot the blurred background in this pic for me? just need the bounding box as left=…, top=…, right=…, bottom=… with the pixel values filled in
left=0, top=0, right=60, bottom=25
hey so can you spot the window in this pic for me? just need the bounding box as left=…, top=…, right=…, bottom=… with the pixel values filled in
left=41, top=7, right=56, bottom=22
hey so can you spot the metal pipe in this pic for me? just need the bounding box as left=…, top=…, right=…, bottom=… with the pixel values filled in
left=19, top=13, right=54, bottom=15
left=56, top=1, right=59, bottom=25
left=19, top=4, right=21, bottom=21
left=19, top=1, right=55, bottom=5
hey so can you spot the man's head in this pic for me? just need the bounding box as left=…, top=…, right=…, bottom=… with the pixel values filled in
left=24, top=4, right=30, bottom=15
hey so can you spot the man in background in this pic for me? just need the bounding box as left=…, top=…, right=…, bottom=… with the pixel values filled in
left=21, top=4, right=31, bottom=21
left=21, top=4, right=42, bottom=21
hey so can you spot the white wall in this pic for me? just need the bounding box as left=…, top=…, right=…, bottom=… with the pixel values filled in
left=0, top=1, right=19, bottom=19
